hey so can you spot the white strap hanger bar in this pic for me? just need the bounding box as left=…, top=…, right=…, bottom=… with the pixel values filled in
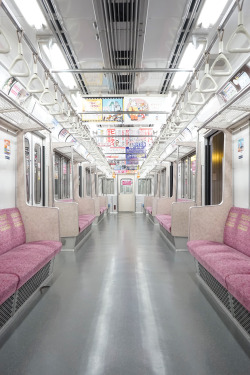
left=27, top=53, right=45, bottom=93
left=9, top=30, right=30, bottom=77
left=0, top=27, right=11, bottom=54
left=226, top=0, right=250, bottom=53
left=210, top=29, right=232, bottom=76
left=199, top=53, right=218, bottom=93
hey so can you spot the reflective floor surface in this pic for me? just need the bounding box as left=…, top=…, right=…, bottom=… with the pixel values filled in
left=0, top=213, right=250, bottom=375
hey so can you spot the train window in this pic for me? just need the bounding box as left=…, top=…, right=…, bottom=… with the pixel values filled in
left=154, top=174, right=158, bottom=196
left=86, top=167, right=91, bottom=196
left=25, top=138, right=30, bottom=204
left=54, top=153, right=60, bottom=199
left=95, top=173, right=98, bottom=195
left=138, top=179, right=151, bottom=195
left=120, top=178, right=133, bottom=194
left=160, top=168, right=166, bottom=197
left=211, top=132, right=224, bottom=205
left=181, top=153, right=196, bottom=199
left=79, top=165, right=83, bottom=197
left=105, top=179, right=114, bottom=194
left=34, top=144, right=41, bottom=204
left=54, top=153, right=70, bottom=199
left=99, top=176, right=103, bottom=195
left=62, top=158, right=70, bottom=198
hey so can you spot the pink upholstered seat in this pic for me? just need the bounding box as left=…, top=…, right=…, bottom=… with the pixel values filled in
left=100, top=206, right=107, bottom=214
left=0, top=273, right=19, bottom=305
left=78, top=217, right=89, bottom=232
left=146, top=206, right=152, bottom=214
left=78, top=214, right=95, bottom=232
left=156, top=214, right=172, bottom=232
left=0, top=241, right=62, bottom=289
left=188, top=207, right=250, bottom=288
left=226, top=274, right=250, bottom=312
left=187, top=241, right=234, bottom=262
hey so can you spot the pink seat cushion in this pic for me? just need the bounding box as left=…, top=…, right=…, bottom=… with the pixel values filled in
left=0, top=273, right=19, bottom=305
left=226, top=274, right=250, bottom=312
left=162, top=217, right=172, bottom=233
left=78, top=218, right=89, bottom=233
left=146, top=206, right=152, bottom=214
left=224, top=207, right=250, bottom=257
left=0, top=208, right=26, bottom=255
left=0, top=241, right=62, bottom=289
left=156, top=215, right=170, bottom=225
left=187, top=240, right=232, bottom=261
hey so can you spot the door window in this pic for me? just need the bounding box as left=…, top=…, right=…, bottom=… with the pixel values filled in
left=120, top=179, right=133, bottom=194
left=25, top=138, right=30, bottom=203
left=34, top=143, right=41, bottom=204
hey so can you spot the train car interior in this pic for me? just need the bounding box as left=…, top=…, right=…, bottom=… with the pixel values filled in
left=0, top=0, right=250, bottom=374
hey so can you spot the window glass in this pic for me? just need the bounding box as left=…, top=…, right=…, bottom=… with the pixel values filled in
left=160, top=168, right=166, bottom=196
left=79, top=166, right=83, bottom=197
left=86, top=168, right=91, bottom=196
left=181, top=153, right=196, bottom=199
left=120, top=179, right=133, bottom=194
left=25, top=138, right=30, bottom=203
left=54, top=153, right=70, bottom=199
left=105, top=179, right=114, bottom=194
left=34, top=144, right=41, bottom=204
left=62, top=158, right=70, bottom=198
left=54, top=153, right=60, bottom=199
left=190, top=154, right=196, bottom=200
left=154, top=174, right=158, bottom=196
left=138, top=179, right=151, bottom=195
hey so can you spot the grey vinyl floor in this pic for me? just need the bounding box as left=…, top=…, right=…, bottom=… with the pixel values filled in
left=0, top=213, right=250, bottom=375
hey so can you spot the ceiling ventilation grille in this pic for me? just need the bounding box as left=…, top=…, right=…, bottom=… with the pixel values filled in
left=94, top=0, right=148, bottom=94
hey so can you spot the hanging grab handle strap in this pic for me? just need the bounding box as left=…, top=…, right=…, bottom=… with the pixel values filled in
left=188, top=73, right=205, bottom=105
left=226, top=0, right=250, bottom=53
left=9, top=30, right=30, bottom=77
left=0, top=27, right=11, bottom=54
left=27, top=53, right=45, bottom=93
left=199, top=53, right=218, bottom=93
left=39, top=72, right=56, bottom=106
left=210, top=29, right=232, bottom=76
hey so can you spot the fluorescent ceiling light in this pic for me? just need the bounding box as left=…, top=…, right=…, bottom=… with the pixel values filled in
left=171, top=42, right=204, bottom=89
left=14, top=0, right=47, bottom=29
left=42, top=44, right=77, bottom=89
left=196, top=0, right=229, bottom=29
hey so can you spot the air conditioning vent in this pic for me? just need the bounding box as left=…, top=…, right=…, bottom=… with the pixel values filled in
left=113, top=50, right=133, bottom=67
left=106, top=0, right=136, bottom=22
left=94, top=0, right=149, bottom=94
left=114, top=73, right=132, bottom=90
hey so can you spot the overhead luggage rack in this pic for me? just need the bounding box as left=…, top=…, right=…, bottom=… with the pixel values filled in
left=200, top=83, right=250, bottom=130
left=0, top=90, right=49, bottom=132
left=52, top=142, right=87, bottom=163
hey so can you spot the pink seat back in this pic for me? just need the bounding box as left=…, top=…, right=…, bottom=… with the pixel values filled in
left=0, top=208, right=26, bottom=255
left=224, top=207, right=250, bottom=257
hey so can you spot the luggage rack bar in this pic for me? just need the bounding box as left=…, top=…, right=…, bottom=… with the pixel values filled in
left=0, top=90, right=50, bottom=131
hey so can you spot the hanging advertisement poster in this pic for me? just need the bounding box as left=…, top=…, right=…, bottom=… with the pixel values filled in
left=103, top=98, right=123, bottom=122
left=4, top=139, right=10, bottom=160
left=219, top=62, right=250, bottom=103
left=82, top=98, right=102, bottom=122
left=124, top=97, right=168, bottom=124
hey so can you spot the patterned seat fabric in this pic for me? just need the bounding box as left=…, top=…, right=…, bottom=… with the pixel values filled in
left=0, top=208, right=62, bottom=304
left=187, top=207, right=250, bottom=309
